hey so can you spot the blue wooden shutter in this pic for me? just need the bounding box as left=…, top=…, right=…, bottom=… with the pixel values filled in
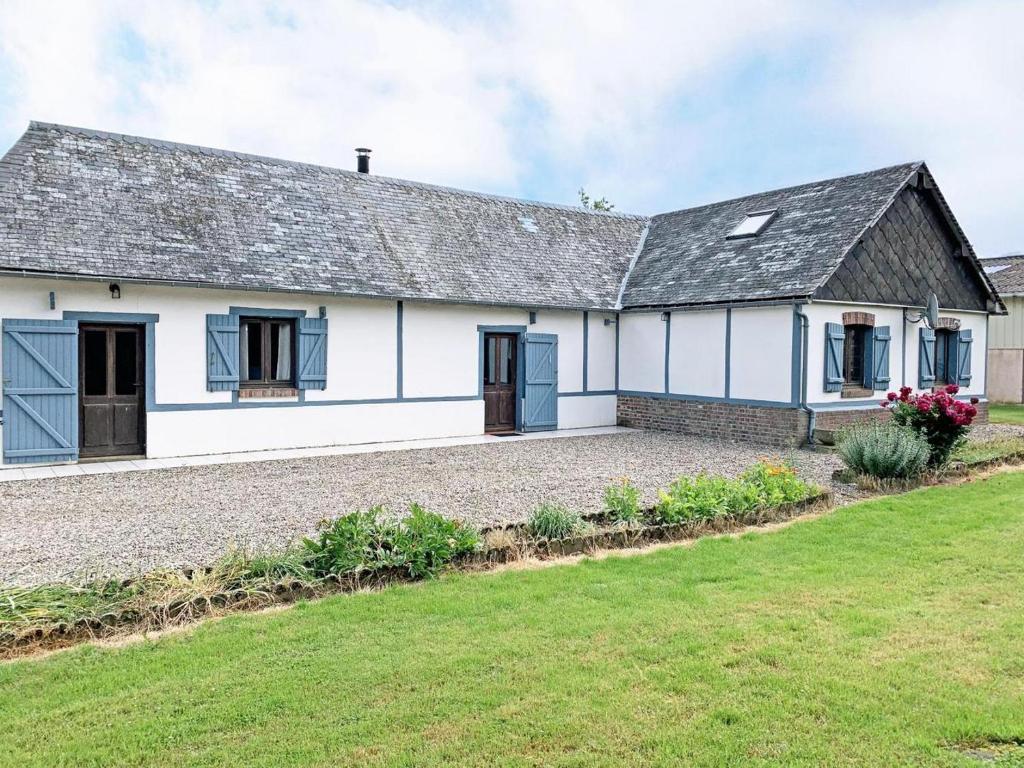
left=871, top=326, right=891, bottom=390
left=918, top=327, right=936, bottom=389
left=956, top=329, right=973, bottom=387
left=523, top=333, right=557, bottom=432
left=297, top=317, right=328, bottom=390
left=824, top=323, right=844, bottom=393
left=2, top=318, right=79, bottom=464
left=206, top=314, right=239, bottom=391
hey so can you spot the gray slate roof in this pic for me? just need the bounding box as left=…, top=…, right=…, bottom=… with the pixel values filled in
left=622, top=162, right=927, bottom=308
left=0, top=122, right=1001, bottom=312
left=0, top=122, right=646, bottom=310
left=982, top=254, right=1024, bottom=296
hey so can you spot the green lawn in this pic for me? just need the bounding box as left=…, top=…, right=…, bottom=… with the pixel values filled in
left=990, top=403, right=1024, bottom=425
left=2, top=476, right=1024, bottom=767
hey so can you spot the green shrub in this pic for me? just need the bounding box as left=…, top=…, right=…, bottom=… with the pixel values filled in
left=389, top=504, right=480, bottom=579
left=302, top=508, right=397, bottom=577
left=838, top=424, right=930, bottom=479
left=603, top=477, right=642, bottom=523
left=526, top=503, right=585, bottom=539
left=741, top=460, right=817, bottom=506
left=302, top=506, right=478, bottom=580
left=653, top=461, right=815, bottom=525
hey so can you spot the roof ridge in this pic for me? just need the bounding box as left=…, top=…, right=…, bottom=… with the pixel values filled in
left=651, top=160, right=924, bottom=220
left=26, top=121, right=647, bottom=221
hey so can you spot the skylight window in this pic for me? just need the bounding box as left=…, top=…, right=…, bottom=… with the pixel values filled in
left=984, top=264, right=1008, bottom=275
left=727, top=209, right=777, bottom=239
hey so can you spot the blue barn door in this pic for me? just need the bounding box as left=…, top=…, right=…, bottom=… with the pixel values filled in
left=2, top=319, right=79, bottom=464
left=523, top=333, right=557, bottom=432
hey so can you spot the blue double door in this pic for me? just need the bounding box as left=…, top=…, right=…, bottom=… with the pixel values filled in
left=2, top=320, right=145, bottom=464
left=481, top=332, right=558, bottom=434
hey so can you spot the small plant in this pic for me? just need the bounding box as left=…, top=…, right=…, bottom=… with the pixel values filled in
left=302, top=508, right=396, bottom=577
left=526, top=502, right=585, bottom=540
left=653, top=461, right=815, bottom=525
left=741, top=460, right=817, bottom=506
left=302, top=506, right=479, bottom=579
left=838, top=424, right=930, bottom=480
left=389, top=504, right=480, bottom=579
left=882, top=385, right=979, bottom=467
left=603, top=477, right=642, bottom=523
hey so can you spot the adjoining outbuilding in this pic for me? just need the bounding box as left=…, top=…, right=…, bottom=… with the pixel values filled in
left=982, top=254, right=1024, bottom=403
left=0, top=122, right=1004, bottom=465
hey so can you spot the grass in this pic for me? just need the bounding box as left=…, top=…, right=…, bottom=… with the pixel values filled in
left=955, top=435, right=1024, bottom=465
left=990, top=403, right=1024, bottom=425
left=2, top=475, right=1024, bottom=767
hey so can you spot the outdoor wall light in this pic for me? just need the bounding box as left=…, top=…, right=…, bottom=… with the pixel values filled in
left=529, top=311, right=537, bottom=324
left=48, top=291, right=56, bottom=310
left=109, top=283, right=121, bottom=299
left=603, top=318, right=618, bottom=326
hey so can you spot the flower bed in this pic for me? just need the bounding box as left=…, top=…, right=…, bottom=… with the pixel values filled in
left=0, top=461, right=826, bottom=658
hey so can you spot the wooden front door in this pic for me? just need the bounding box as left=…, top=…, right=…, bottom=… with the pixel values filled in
left=79, top=324, right=146, bottom=458
left=483, top=333, right=517, bottom=433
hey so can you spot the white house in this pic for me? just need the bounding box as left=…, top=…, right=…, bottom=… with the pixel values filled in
left=0, top=123, right=1004, bottom=466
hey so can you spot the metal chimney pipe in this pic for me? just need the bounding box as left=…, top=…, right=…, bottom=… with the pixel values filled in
left=355, top=148, right=371, bottom=174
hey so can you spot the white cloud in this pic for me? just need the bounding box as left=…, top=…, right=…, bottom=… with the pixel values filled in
left=0, top=0, right=1020, bottom=253
left=821, top=1, right=1024, bottom=255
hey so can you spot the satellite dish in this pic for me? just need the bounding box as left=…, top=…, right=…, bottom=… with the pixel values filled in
left=926, top=293, right=939, bottom=329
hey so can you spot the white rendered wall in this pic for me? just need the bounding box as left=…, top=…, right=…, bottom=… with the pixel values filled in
left=557, top=395, right=617, bottom=430
left=618, top=312, right=665, bottom=393
left=587, top=312, right=617, bottom=391
left=804, top=301, right=988, bottom=403
left=728, top=305, right=793, bottom=403
left=0, top=277, right=618, bottom=464
left=668, top=309, right=727, bottom=397
left=146, top=400, right=485, bottom=458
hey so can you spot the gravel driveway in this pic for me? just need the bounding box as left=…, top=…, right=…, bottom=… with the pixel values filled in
left=1, top=425, right=1020, bottom=585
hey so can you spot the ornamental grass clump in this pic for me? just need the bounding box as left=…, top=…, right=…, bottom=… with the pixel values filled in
left=0, top=548, right=322, bottom=645
left=882, top=384, right=979, bottom=467
left=526, top=502, right=585, bottom=540
left=653, top=461, right=815, bottom=525
left=603, top=477, right=643, bottom=524
left=838, top=424, right=930, bottom=480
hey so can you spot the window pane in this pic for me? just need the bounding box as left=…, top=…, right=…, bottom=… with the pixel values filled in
left=271, top=322, right=292, bottom=381
left=245, top=321, right=263, bottom=381
left=84, top=330, right=107, bottom=396
left=844, top=326, right=865, bottom=384
left=484, top=338, right=496, bottom=385
left=114, top=331, right=137, bottom=395
left=499, top=338, right=512, bottom=384
left=936, top=330, right=953, bottom=384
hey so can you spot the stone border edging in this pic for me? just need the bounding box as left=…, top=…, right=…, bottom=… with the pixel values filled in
left=0, top=491, right=832, bottom=658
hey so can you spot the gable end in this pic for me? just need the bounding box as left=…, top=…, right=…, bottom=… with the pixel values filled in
left=815, top=182, right=991, bottom=311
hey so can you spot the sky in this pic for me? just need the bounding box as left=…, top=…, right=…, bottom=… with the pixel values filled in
left=0, top=0, right=1021, bottom=256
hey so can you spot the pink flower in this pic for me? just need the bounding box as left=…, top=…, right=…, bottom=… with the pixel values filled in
left=887, top=392, right=897, bottom=402
left=946, top=384, right=960, bottom=395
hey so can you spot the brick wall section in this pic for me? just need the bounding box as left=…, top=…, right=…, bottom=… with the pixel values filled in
left=616, top=396, right=809, bottom=448
left=617, top=396, right=988, bottom=447
left=814, top=400, right=988, bottom=431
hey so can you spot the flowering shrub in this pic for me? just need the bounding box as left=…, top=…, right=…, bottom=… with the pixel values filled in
left=881, top=384, right=979, bottom=467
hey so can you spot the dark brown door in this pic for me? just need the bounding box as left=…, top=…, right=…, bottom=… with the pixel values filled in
left=80, top=324, right=146, bottom=458
left=483, top=333, right=517, bottom=433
